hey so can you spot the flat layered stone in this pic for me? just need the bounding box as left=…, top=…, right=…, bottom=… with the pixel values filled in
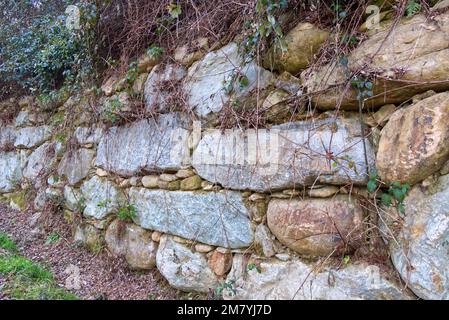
left=23, top=142, right=57, bottom=180
left=58, top=148, right=95, bottom=185
left=80, top=176, right=126, bottom=220
left=0, top=152, right=22, bottom=193
left=302, top=12, right=449, bottom=110
left=267, top=196, right=365, bottom=257
left=192, top=114, right=375, bottom=192
left=224, top=256, right=414, bottom=300
left=128, top=188, right=253, bottom=248
left=377, top=92, right=449, bottom=185
left=0, top=126, right=16, bottom=148
left=14, top=125, right=52, bottom=148
left=144, top=64, right=186, bottom=113
left=74, top=127, right=104, bottom=145
left=183, top=42, right=273, bottom=117
left=95, top=114, right=190, bottom=176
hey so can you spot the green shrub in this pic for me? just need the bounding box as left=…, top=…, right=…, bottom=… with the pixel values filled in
left=0, top=1, right=98, bottom=98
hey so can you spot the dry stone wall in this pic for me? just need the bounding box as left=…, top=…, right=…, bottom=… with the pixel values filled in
left=3, top=10, right=449, bottom=300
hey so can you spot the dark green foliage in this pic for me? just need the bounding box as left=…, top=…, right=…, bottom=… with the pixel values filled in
left=367, top=171, right=411, bottom=214
left=0, top=1, right=98, bottom=99
left=117, top=204, right=137, bottom=222
left=406, top=0, right=422, bottom=17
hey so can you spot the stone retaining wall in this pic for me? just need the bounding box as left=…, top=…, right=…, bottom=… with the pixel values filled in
left=2, top=10, right=449, bottom=300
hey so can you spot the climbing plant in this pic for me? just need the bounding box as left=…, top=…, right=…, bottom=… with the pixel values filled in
left=367, top=171, right=411, bottom=214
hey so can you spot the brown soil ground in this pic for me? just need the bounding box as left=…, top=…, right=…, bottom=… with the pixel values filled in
left=0, top=203, right=189, bottom=300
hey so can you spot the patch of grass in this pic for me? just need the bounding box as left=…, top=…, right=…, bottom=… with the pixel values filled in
left=7, top=276, right=78, bottom=300
left=0, top=232, right=17, bottom=253
left=0, top=234, right=78, bottom=300
left=0, top=255, right=52, bottom=281
left=45, top=232, right=60, bottom=246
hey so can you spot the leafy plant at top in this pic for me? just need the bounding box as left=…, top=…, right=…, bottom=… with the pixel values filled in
left=117, top=204, right=137, bottom=222
left=224, top=0, right=287, bottom=95
left=155, top=3, right=182, bottom=35
left=367, top=171, right=411, bottom=214
left=406, top=0, right=422, bottom=17
left=0, top=1, right=99, bottom=98
left=240, top=0, right=288, bottom=60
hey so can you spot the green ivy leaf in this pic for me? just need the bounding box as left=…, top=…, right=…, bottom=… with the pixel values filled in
left=381, top=193, right=392, bottom=207
left=365, top=81, right=373, bottom=90
left=391, top=188, right=405, bottom=202
left=238, top=75, right=249, bottom=89
left=367, top=180, right=377, bottom=193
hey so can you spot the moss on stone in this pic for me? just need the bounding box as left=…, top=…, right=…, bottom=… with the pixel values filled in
left=5, top=189, right=29, bottom=211
left=180, top=175, right=202, bottom=191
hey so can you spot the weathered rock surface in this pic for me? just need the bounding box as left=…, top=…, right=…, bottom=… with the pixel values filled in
left=254, top=224, right=277, bottom=258
left=377, top=92, right=449, bottom=185
left=128, top=188, right=253, bottom=248
left=80, top=176, right=126, bottom=219
left=208, top=250, right=233, bottom=276
left=302, top=12, right=449, bottom=110
left=14, top=125, right=52, bottom=148
left=387, top=174, right=449, bottom=300
left=0, top=126, right=16, bottom=148
left=64, top=185, right=83, bottom=212
left=193, top=114, right=375, bottom=191
left=95, top=114, right=190, bottom=176
left=58, top=148, right=94, bottom=185
left=224, top=256, right=413, bottom=300
left=0, top=152, right=22, bottom=193
left=183, top=42, right=273, bottom=117
left=74, top=127, right=104, bottom=145
left=144, top=64, right=186, bottom=113
left=156, top=235, right=219, bottom=292
left=308, top=185, right=340, bottom=198
left=263, top=23, right=329, bottom=74
left=23, top=142, right=57, bottom=180
left=74, top=223, right=102, bottom=252
left=105, top=220, right=157, bottom=269
left=267, top=196, right=364, bottom=257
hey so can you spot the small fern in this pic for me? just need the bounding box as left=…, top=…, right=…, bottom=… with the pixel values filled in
left=406, top=0, right=422, bottom=17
